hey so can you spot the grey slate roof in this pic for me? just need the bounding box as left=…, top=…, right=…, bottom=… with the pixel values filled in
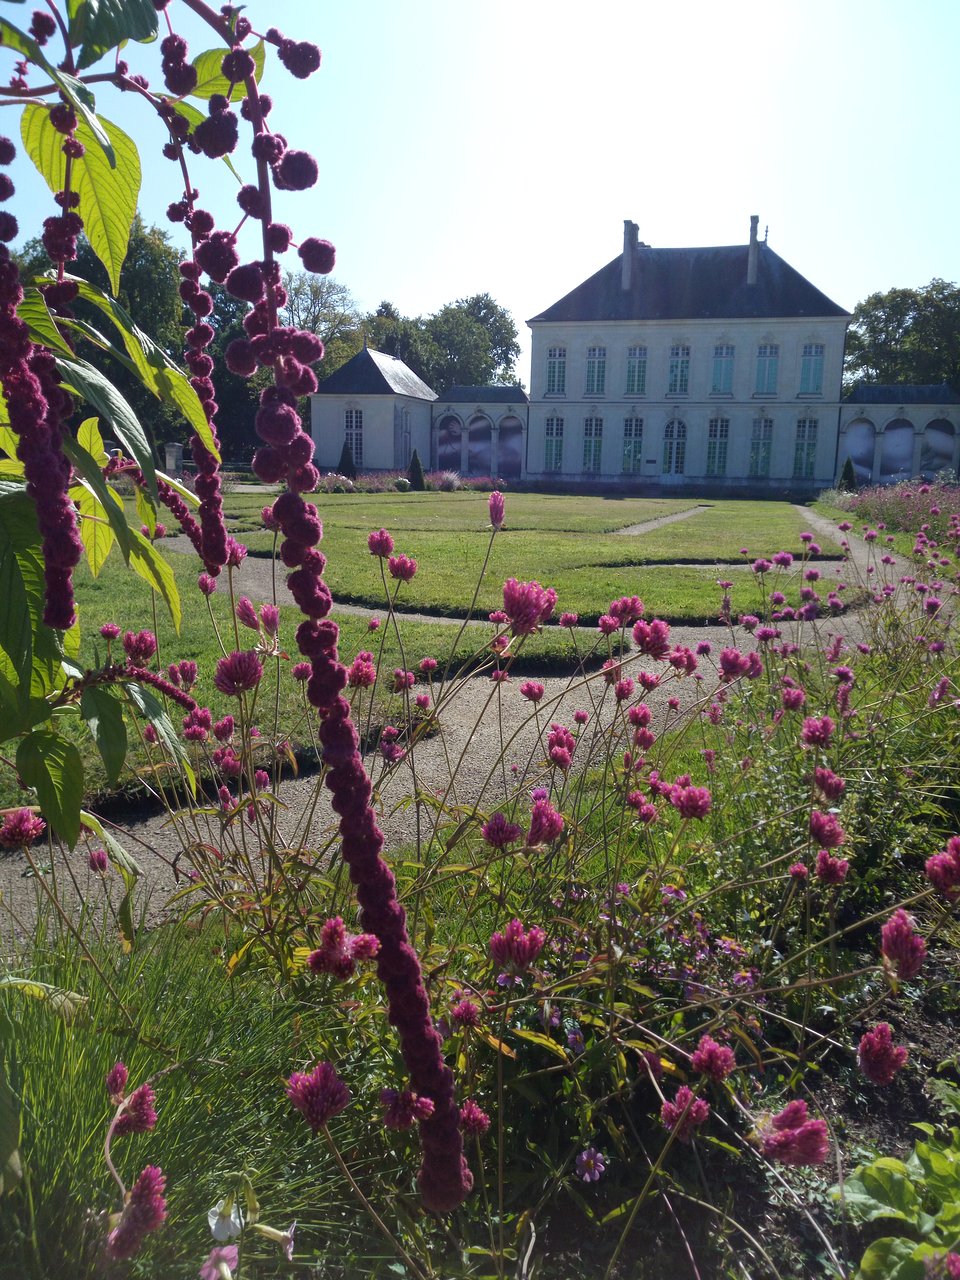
left=313, top=347, right=437, bottom=400
left=436, top=385, right=529, bottom=404
left=844, top=382, right=960, bottom=405
left=528, top=243, right=849, bottom=324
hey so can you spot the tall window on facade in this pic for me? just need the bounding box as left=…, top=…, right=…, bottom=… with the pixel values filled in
left=663, top=419, right=686, bottom=474
left=546, top=346, right=566, bottom=395
left=749, top=416, right=774, bottom=476
left=711, top=344, right=735, bottom=394
left=626, top=344, right=647, bottom=395
left=583, top=417, right=603, bottom=472
left=755, top=343, right=779, bottom=394
left=585, top=346, right=606, bottom=396
left=800, top=343, right=825, bottom=394
left=544, top=416, right=564, bottom=471
left=344, top=408, right=363, bottom=468
left=794, top=417, right=818, bottom=478
left=707, top=416, right=730, bottom=476
left=622, top=417, right=643, bottom=472
left=668, top=344, right=690, bottom=396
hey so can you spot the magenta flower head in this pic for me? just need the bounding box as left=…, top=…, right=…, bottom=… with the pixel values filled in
left=488, top=490, right=505, bottom=529
left=123, top=630, right=158, bottom=665
left=292, top=662, right=312, bottom=682
left=489, top=919, right=546, bottom=978
left=880, top=908, right=926, bottom=981
left=661, top=1086, right=710, bottom=1142
left=801, top=715, right=835, bottom=748
left=519, top=679, right=545, bottom=703
left=690, top=1034, right=735, bottom=1082
left=0, top=804, right=44, bottom=849
left=214, top=651, right=263, bottom=696
left=380, top=1087, right=435, bottom=1130
left=100, top=622, right=121, bottom=641
left=388, top=553, right=417, bottom=582
left=503, top=578, right=557, bottom=635
left=286, top=1061, right=351, bottom=1132
left=88, top=848, right=109, bottom=874
left=527, top=796, right=564, bottom=846
left=858, top=1022, right=908, bottom=1085
left=459, top=1098, right=491, bottom=1136
left=105, top=1163, right=167, bottom=1260
left=809, top=810, right=845, bottom=848
left=235, top=596, right=259, bottom=630
left=367, top=528, right=394, bottom=557
left=115, top=1082, right=158, bottom=1137
left=481, top=812, right=522, bottom=849
left=670, top=785, right=712, bottom=820
left=306, top=916, right=379, bottom=979
left=926, top=835, right=960, bottom=900
left=814, top=849, right=849, bottom=884
left=759, top=1099, right=829, bottom=1166
left=198, top=572, right=218, bottom=597
left=105, top=1061, right=128, bottom=1104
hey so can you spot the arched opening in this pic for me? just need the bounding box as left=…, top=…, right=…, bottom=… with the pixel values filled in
left=467, top=414, right=492, bottom=476
left=436, top=414, right=462, bottom=472
left=920, top=419, right=955, bottom=478
left=879, top=418, right=914, bottom=484
left=497, top=416, right=523, bottom=481
left=841, top=419, right=875, bottom=484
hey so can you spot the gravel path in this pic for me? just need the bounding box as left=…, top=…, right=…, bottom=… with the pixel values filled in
left=613, top=504, right=711, bottom=537
left=3, top=502, right=891, bottom=944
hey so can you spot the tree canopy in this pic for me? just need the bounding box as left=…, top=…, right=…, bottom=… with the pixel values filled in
left=844, top=279, right=960, bottom=390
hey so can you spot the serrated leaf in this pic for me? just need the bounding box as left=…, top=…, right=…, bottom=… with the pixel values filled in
left=127, top=526, right=181, bottom=630
left=190, top=40, right=265, bottom=101
left=21, top=103, right=140, bottom=292
left=16, top=730, right=84, bottom=847
left=67, top=0, right=159, bottom=71
left=56, top=355, right=156, bottom=494
left=0, top=977, right=88, bottom=1023
left=73, top=483, right=115, bottom=576
left=80, top=686, right=127, bottom=785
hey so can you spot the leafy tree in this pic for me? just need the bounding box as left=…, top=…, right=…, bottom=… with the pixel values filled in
left=844, top=279, right=960, bottom=389
left=454, top=292, right=520, bottom=383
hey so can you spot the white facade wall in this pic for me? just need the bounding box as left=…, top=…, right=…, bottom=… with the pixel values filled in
left=526, top=316, right=848, bottom=487
left=311, top=394, right=432, bottom=472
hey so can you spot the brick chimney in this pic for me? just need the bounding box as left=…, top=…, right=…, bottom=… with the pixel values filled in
left=747, top=214, right=759, bottom=286
left=621, top=219, right=639, bottom=291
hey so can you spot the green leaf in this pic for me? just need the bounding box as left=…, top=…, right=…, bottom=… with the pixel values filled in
left=16, top=730, right=84, bottom=847
left=0, top=977, right=88, bottom=1023
left=67, top=0, right=159, bottom=71
left=56, top=355, right=156, bottom=495
left=78, top=417, right=108, bottom=468
left=60, top=438, right=131, bottom=560
left=134, top=484, right=156, bottom=538
left=20, top=104, right=140, bottom=292
left=190, top=40, right=265, bottom=101
left=124, top=682, right=195, bottom=798
left=855, top=1237, right=924, bottom=1280
left=80, top=686, right=127, bottom=785
left=72, top=482, right=115, bottom=576
left=127, top=526, right=181, bottom=630
left=511, top=1027, right=568, bottom=1060
left=16, top=288, right=75, bottom=358
left=0, top=1062, right=22, bottom=1197
left=844, top=1160, right=923, bottom=1226
left=0, top=425, right=17, bottom=459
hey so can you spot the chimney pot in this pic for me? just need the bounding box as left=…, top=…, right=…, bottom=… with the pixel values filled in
left=621, top=219, right=638, bottom=291
left=747, top=214, right=760, bottom=286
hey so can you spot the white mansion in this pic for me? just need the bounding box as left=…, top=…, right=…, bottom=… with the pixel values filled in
left=310, top=219, right=960, bottom=491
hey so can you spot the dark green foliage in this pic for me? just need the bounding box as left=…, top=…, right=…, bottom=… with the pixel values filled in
left=838, top=455, right=857, bottom=491
left=844, top=278, right=960, bottom=389
left=337, top=439, right=356, bottom=479
left=408, top=448, right=425, bottom=490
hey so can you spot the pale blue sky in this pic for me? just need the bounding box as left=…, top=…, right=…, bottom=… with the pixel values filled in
left=5, top=0, right=959, bottom=379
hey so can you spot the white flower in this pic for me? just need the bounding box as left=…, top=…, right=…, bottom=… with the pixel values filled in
left=208, top=1197, right=243, bottom=1241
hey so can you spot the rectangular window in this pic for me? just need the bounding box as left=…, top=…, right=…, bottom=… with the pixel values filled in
left=749, top=416, right=774, bottom=477
left=707, top=416, right=730, bottom=476
left=794, top=417, right=818, bottom=478
left=544, top=416, right=564, bottom=471
left=668, top=344, right=690, bottom=396
left=711, top=344, right=735, bottom=394
left=585, top=346, right=606, bottom=396
left=755, top=343, right=779, bottom=395
left=583, top=417, right=603, bottom=473
left=663, top=422, right=686, bottom=474
left=626, top=344, right=647, bottom=395
left=800, top=342, right=825, bottom=394
left=546, top=346, right=566, bottom=395
left=622, top=417, right=643, bottom=472
left=344, top=408, right=363, bottom=468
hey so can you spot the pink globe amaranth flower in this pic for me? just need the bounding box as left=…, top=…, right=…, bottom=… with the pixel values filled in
left=782, top=685, right=807, bottom=711
left=880, top=908, right=926, bottom=981
left=815, top=849, right=849, bottom=884
left=286, top=1061, right=351, bottom=1132
left=200, top=1246, right=239, bottom=1280
left=661, top=1086, right=710, bottom=1142
left=392, top=668, right=415, bottom=693
left=0, top=808, right=45, bottom=848
left=809, top=810, right=845, bottom=848
left=198, top=572, right=218, bottom=596
left=235, top=596, right=259, bottom=630
left=419, top=656, right=438, bottom=674
left=114, top=1082, right=158, bottom=1137
left=858, top=1022, right=908, bottom=1085
left=368, top=616, right=381, bottom=632
left=573, top=709, right=589, bottom=726
left=451, top=998, right=480, bottom=1028
left=123, top=630, right=157, bottom=665
left=459, top=1099, right=490, bottom=1136
left=488, top=490, right=505, bottom=529
left=502, top=577, right=557, bottom=635
left=610, top=594, right=644, bottom=624
left=632, top=618, right=671, bottom=659
left=88, top=848, right=109, bottom=874
left=489, top=919, right=546, bottom=976
left=214, top=651, right=263, bottom=696
left=100, top=622, right=121, bottom=641
left=347, top=653, right=377, bottom=688
left=789, top=861, right=809, bottom=880
left=718, top=647, right=751, bottom=682
left=367, top=528, right=394, bottom=557
left=105, top=1061, right=128, bottom=1104
left=926, top=835, right=960, bottom=900
left=519, top=679, right=544, bottom=702
left=813, top=766, right=846, bottom=802
left=292, top=661, right=312, bottom=682
left=388, top=553, right=417, bottom=582
left=690, top=1034, right=735, bottom=1082
left=105, top=1163, right=167, bottom=1259
left=670, top=784, right=711, bottom=820
left=801, top=715, right=835, bottom=748
left=481, top=812, right=522, bottom=848
left=760, top=1100, right=829, bottom=1166
left=598, top=614, right=619, bottom=636
left=381, top=1087, right=435, bottom=1130
left=614, top=677, right=634, bottom=702
left=559, top=611, right=579, bottom=628
left=527, top=797, right=564, bottom=846
left=306, top=917, right=379, bottom=979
